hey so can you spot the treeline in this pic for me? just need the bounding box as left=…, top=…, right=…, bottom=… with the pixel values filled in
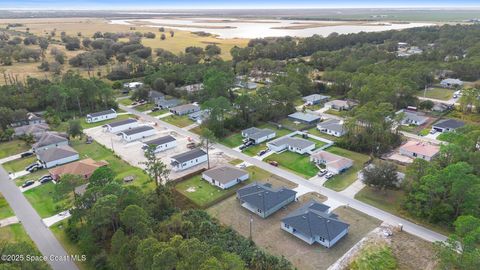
left=65, top=167, right=292, bottom=270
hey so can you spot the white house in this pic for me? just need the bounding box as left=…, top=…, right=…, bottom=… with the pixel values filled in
left=302, top=94, right=330, bottom=105
left=123, top=82, right=143, bottom=89
left=310, top=150, right=353, bottom=174
left=32, top=132, right=69, bottom=153
left=103, top=118, right=138, bottom=133
left=395, top=109, right=428, bottom=126
left=281, top=200, right=349, bottom=248
left=86, top=109, right=117, bottom=123
left=170, top=104, right=200, bottom=116
left=241, top=127, right=276, bottom=145
left=267, top=137, right=315, bottom=154
left=170, top=148, right=208, bottom=171
left=317, top=119, right=345, bottom=137
left=202, top=165, right=249, bottom=189
left=399, top=141, right=440, bottom=161
left=36, top=145, right=79, bottom=169
left=324, top=100, right=356, bottom=111
left=143, top=135, right=177, bottom=153
left=118, top=126, right=156, bottom=142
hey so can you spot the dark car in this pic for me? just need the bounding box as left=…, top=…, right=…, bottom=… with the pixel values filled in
left=151, top=107, right=160, bottom=112
left=268, top=161, right=279, bottom=167
left=22, top=180, right=35, bottom=188
left=39, top=175, right=53, bottom=182
left=258, top=149, right=269, bottom=156
left=39, top=177, right=52, bottom=184
left=20, top=151, right=34, bottom=158
left=25, top=162, right=41, bottom=172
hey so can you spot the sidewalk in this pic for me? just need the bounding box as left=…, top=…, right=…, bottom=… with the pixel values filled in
left=0, top=154, right=22, bottom=165
left=43, top=210, right=71, bottom=227
left=10, top=170, right=30, bottom=180
left=0, top=216, right=19, bottom=227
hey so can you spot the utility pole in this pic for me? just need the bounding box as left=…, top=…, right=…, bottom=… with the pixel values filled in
left=424, top=85, right=427, bottom=98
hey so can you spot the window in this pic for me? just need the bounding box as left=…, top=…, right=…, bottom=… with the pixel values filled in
left=257, top=209, right=262, bottom=213
left=285, top=224, right=289, bottom=229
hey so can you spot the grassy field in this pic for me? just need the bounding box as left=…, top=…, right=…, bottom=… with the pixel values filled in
left=23, top=182, right=72, bottom=218
left=2, top=156, right=37, bottom=173
left=0, top=224, right=32, bottom=243
left=118, top=98, right=134, bottom=106
left=133, top=102, right=155, bottom=112
left=70, top=138, right=153, bottom=191
left=81, top=113, right=132, bottom=129
left=445, top=110, right=480, bottom=126
left=293, top=134, right=327, bottom=148
left=0, top=140, right=30, bottom=159
left=0, top=193, right=14, bottom=219
left=325, top=109, right=349, bottom=117
left=220, top=133, right=244, bottom=148
left=51, top=220, right=93, bottom=270
left=161, top=114, right=194, bottom=128
left=419, top=87, right=455, bottom=100
left=265, top=151, right=318, bottom=178
left=278, top=118, right=312, bottom=131
left=229, top=159, right=244, bottom=165
left=149, top=109, right=169, bottom=116
left=355, top=186, right=452, bottom=235
left=323, top=146, right=371, bottom=191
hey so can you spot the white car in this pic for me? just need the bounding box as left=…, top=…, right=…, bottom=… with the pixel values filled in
left=429, top=129, right=437, bottom=134
left=325, top=173, right=334, bottom=179
left=317, top=169, right=328, bottom=177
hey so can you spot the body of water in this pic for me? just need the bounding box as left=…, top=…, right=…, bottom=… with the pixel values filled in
left=110, top=17, right=434, bottom=39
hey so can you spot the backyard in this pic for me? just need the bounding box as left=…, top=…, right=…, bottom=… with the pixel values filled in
left=0, top=140, right=30, bottom=159
left=161, top=114, right=194, bottom=128
left=293, top=134, right=327, bottom=148
left=23, top=182, right=72, bottom=218
left=323, top=146, right=371, bottom=191
left=208, top=192, right=381, bottom=270
left=265, top=151, right=319, bottom=178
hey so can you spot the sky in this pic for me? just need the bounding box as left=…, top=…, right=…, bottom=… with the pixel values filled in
left=3, top=0, right=480, bottom=9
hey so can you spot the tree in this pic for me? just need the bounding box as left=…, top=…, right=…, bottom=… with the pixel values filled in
left=361, top=161, right=398, bottom=191
left=152, top=78, right=166, bottom=92
left=55, top=174, right=84, bottom=201
left=141, top=145, right=170, bottom=187
left=200, top=128, right=217, bottom=169
left=68, top=119, right=83, bottom=138
left=436, top=215, right=480, bottom=270
left=89, top=166, right=115, bottom=188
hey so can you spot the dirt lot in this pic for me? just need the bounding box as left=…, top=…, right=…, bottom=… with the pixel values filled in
left=208, top=191, right=381, bottom=270
left=390, top=230, right=438, bottom=270
left=83, top=120, right=232, bottom=180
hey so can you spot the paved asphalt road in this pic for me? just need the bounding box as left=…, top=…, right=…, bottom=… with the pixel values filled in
left=0, top=166, right=79, bottom=270
left=121, top=104, right=448, bottom=243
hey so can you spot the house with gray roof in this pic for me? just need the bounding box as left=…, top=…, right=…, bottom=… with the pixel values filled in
left=86, top=109, right=117, bottom=123
left=149, top=90, right=165, bottom=104
left=37, top=145, right=79, bottom=169
left=440, top=78, right=463, bottom=88
left=32, top=132, right=69, bottom=153
left=281, top=200, right=349, bottom=247
left=178, top=83, right=203, bottom=93
left=189, top=109, right=209, bottom=124
left=170, top=104, right=200, bottom=116
left=143, top=135, right=177, bottom=153
left=170, top=148, right=208, bottom=171
left=10, top=112, right=45, bottom=127
left=395, top=109, right=428, bottom=126
left=237, top=182, right=297, bottom=218
left=118, top=126, right=156, bottom=142
left=156, top=98, right=180, bottom=109
left=103, top=118, right=138, bottom=133
left=317, top=119, right=345, bottom=137
left=432, top=119, right=465, bottom=133
left=288, top=112, right=321, bottom=124
left=324, top=100, right=356, bottom=111
left=267, top=136, right=315, bottom=154
left=14, top=123, right=49, bottom=139
left=241, top=128, right=276, bottom=145
left=302, top=94, right=330, bottom=105
left=202, top=165, right=249, bottom=189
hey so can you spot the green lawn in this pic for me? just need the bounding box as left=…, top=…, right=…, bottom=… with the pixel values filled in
left=229, top=159, right=244, bottom=165
left=325, top=109, right=349, bottom=117
left=175, top=174, right=239, bottom=208
left=419, top=87, right=454, bottom=101
left=118, top=98, right=133, bottom=106
left=323, top=146, right=371, bottom=191
left=243, top=143, right=269, bottom=157
left=23, top=182, right=71, bottom=218
left=162, top=115, right=194, bottom=128
left=81, top=114, right=132, bottom=129
left=278, top=118, right=312, bottom=131
left=306, top=127, right=339, bottom=142
left=355, top=187, right=452, bottom=235
left=265, top=151, right=319, bottom=178
left=16, top=169, right=46, bottom=187
left=0, top=224, right=32, bottom=243
left=418, top=128, right=431, bottom=136
left=220, top=133, right=244, bottom=148
left=148, top=109, right=169, bottom=116
left=0, top=193, right=14, bottom=219
left=70, top=139, right=153, bottom=191
left=133, top=102, right=155, bottom=112
left=2, top=156, right=37, bottom=173
left=0, top=140, right=30, bottom=159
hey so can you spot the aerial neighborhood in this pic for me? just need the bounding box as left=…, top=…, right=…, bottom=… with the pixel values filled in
left=0, top=8, right=479, bottom=270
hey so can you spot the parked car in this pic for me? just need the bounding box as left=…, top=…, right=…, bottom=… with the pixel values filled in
left=39, top=175, right=52, bottom=182
left=22, top=180, right=35, bottom=188
left=239, top=164, right=247, bottom=169
left=429, top=129, right=437, bottom=134
left=268, top=160, right=279, bottom=167
left=187, top=142, right=196, bottom=149
left=39, top=177, right=52, bottom=184
left=25, top=162, right=41, bottom=172
left=20, top=151, right=34, bottom=158
left=151, top=107, right=160, bottom=112
left=257, top=149, right=269, bottom=156
left=325, top=173, right=334, bottom=179
left=86, top=136, right=93, bottom=144
left=317, top=169, right=328, bottom=177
